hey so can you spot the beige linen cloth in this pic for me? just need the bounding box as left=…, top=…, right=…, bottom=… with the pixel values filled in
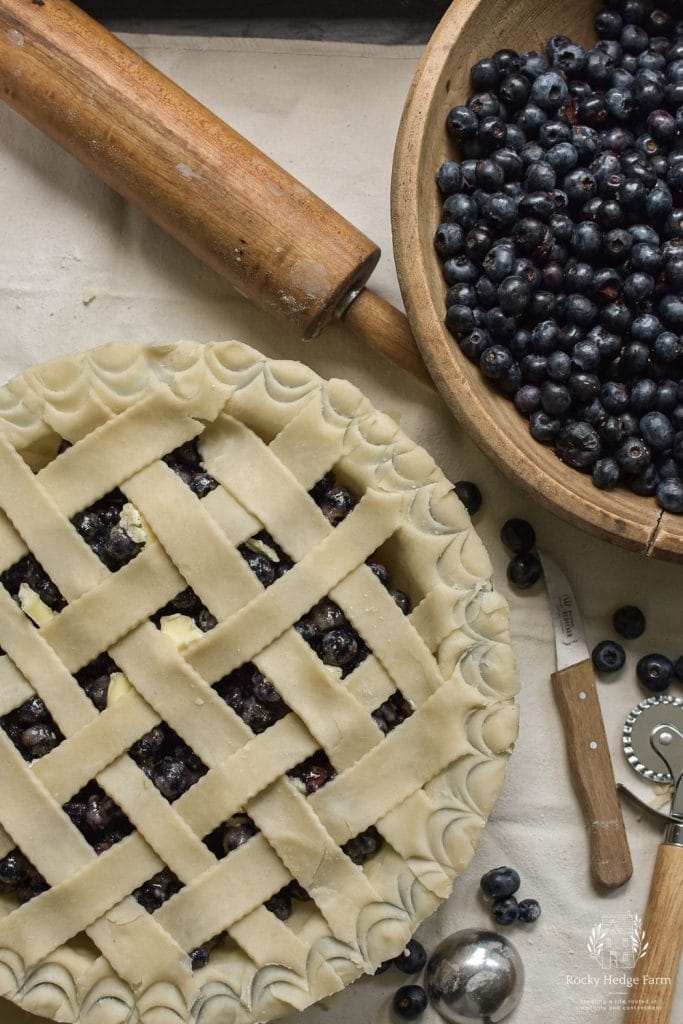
left=0, top=33, right=681, bottom=1024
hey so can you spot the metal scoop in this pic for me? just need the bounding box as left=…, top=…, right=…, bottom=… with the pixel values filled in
left=621, top=695, right=683, bottom=1024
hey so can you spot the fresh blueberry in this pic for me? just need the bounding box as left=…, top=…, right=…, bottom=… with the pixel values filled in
left=616, top=438, right=651, bottom=476
left=507, top=552, right=543, bottom=589
left=393, top=985, right=428, bottom=1021
left=434, top=223, right=465, bottom=259
left=518, top=898, right=542, bottom=923
left=436, top=161, right=464, bottom=196
left=592, top=640, right=626, bottom=673
left=515, top=384, right=541, bottom=414
left=500, top=518, right=536, bottom=553
left=521, top=49, right=548, bottom=78
left=492, top=896, right=521, bottom=925
left=636, top=653, right=674, bottom=692
left=480, top=865, right=521, bottom=899
left=525, top=160, right=556, bottom=190
left=471, top=57, right=500, bottom=91
left=656, top=478, right=683, bottom=513
left=530, top=409, right=561, bottom=444
left=556, top=421, right=601, bottom=470
left=394, top=939, right=428, bottom=975
left=497, top=276, right=532, bottom=315
left=446, top=105, right=479, bottom=141
left=540, top=382, right=573, bottom=417
left=613, top=606, right=646, bottom=639
left=640, top=412, right=674, bottom=452
left=453, top=481, right=482, bottom=515
left=531, top=71, right=569, bottom=110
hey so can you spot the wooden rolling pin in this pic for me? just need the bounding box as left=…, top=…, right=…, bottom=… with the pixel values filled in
left=0, top=0, right=431, bottom=386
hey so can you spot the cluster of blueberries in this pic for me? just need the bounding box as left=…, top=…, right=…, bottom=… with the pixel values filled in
left=377, top=864, right=542, bottom=1021
left=437, top=0, right=683, bottom=513
left=453, top=480, right=547, bottom=590
left=375, top=938, right=430, bottom=1021
left=480, top=865, right=542, bottom=926
left=592, top=602, right=683, bottom=688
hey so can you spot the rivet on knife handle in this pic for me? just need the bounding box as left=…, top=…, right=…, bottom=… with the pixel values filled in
left=551, top=658, right=633, bottom=890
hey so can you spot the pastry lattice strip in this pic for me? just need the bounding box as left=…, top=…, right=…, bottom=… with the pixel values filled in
left=0, top=385, right=483, bottom=1015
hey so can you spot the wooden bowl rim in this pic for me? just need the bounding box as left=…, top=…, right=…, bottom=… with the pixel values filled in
left=391, top=0, right=683, bottom=563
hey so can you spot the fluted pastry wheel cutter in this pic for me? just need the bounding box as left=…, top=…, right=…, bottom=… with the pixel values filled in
left=622, top=695, right=683, bottom=1024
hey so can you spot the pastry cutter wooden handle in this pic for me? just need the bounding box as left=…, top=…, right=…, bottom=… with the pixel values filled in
left=0, top=0, right=432, bottom=387
left=622, top=696, right=683, bottom=1024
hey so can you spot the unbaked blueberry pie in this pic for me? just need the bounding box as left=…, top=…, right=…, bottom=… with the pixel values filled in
left=0, top=341, right=518, bottom=1023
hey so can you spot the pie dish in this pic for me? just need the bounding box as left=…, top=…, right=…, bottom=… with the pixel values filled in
left=0, top=340, right=518, bottom=1024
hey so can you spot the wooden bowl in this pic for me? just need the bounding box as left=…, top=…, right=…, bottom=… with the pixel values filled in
left=392, top=0, right=683, bottom=562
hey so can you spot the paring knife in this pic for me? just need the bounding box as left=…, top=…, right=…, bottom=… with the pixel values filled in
left=538, top=550, right=632, bottom=891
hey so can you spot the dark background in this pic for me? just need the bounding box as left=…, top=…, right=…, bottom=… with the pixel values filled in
left=81, top=1, right=449, bottom=18
left=78, top=1, right=451, bottom=40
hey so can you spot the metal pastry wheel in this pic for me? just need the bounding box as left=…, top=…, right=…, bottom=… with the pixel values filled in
left=621, top=696, right=683, bottom=1024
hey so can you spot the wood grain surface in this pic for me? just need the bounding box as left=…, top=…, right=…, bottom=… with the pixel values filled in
left=391, top=0, right=683, bottom=562
left=0, top=0, right=380, bottom=340
left=551, top=659, right=632, bottom=891
left=624, top=842, right=683, bottom=1024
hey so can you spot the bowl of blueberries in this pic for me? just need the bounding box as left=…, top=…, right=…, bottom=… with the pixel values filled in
left=392, top=0, right=683, bottom=561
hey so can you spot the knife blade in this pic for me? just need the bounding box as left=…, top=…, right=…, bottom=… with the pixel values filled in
left=538, top=550, right=632, bottom=891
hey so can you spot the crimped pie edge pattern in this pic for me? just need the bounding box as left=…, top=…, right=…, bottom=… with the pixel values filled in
left=0, top=340, right=519, bottom=1024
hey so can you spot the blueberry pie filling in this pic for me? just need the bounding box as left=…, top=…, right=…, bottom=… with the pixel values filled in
left=203, top=813, right=260, bottom=860
left=72, top=488, right=147, bottom=571
left=163, top=438, right=219, bottom=499
left=0, top=554, right=66, bottom=626
left=75, top=653, right=127, bottom=710
left=238, top=530, right=294, bottom=586
left=287, top=749, right=337, bottom=794
left=63, top=781, right=134, bottom=855
left=0, top=341, right=516, bottom=1024
left=1, top=695, right=64, bottom=761
left=128, top=723, right=208, bottom=799
left=214, top=664, right=290, bottom=734
left=0, top=847, right=48, bottom=904
left=133, top=866, right=183, bottom=913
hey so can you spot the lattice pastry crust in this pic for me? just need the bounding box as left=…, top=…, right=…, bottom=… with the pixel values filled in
left=0, top=341, right=518, bottom=1024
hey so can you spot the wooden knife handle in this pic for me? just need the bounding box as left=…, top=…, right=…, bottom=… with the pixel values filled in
left=0, top=0, right=380, bottom=340
left=624, top=838, right=683, bottom=1024
left=551, top=658, right=632, bottom=891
